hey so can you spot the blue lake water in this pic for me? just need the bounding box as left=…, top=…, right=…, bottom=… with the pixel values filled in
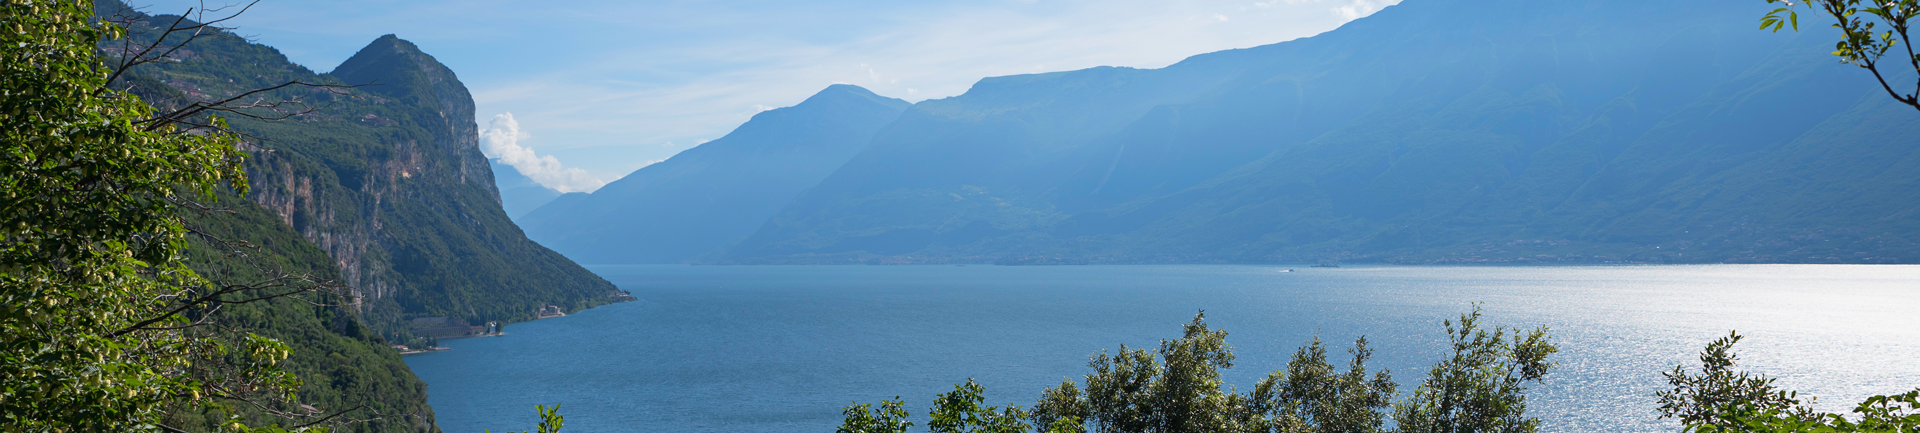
left=405, top=264, right=1920, bottom=433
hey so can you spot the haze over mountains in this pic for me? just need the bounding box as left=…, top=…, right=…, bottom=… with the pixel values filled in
left=519, top=86, right=910, bottom=263
left=519, top=0, right=1920, bottom=265
left=492, top=159, right=564, bottom=219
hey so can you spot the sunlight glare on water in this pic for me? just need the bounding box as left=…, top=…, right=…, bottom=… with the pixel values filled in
left=405, top=264, right=1920, bottom=433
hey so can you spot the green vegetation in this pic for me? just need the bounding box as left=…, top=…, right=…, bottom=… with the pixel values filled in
left=838, top=308, right=1557, bottom=433
left=1761, top=0, right=1920, bottom=111
left=487, top=405, right=565, bottom=433
left=6, top=1, right=618, bottom=431
left=0, top=1, right=317, bottom=430
left=11, top=0, right=1913, bottom=431
left=174, top=191, right=436, bottom=432
left=109, top=21, right=625, bottom=341
left=1659, top=332, right=1920, bottom=432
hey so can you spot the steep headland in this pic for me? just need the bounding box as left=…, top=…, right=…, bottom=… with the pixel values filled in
left=104, top=4, right=628, bottom=431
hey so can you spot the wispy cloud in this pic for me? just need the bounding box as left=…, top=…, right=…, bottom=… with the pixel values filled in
left=1333, top=0, right=1386, bottom=19
left=479, top=113, right=608, bottom=193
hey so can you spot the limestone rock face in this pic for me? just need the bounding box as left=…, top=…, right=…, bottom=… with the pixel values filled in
left=151, top=31, right=622, bottom=331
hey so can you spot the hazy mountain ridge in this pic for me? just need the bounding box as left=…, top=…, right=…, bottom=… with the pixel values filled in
left=517, top=85, right=909, bottom=264
left=491, top=159, right=564, bottom=219
left=710, top=0, right=1919, bottom=264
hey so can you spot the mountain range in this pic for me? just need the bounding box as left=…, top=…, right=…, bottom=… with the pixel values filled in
left=520, top=0, right=1920, bottom=265
left=75, top=0, right=1920, bottom=430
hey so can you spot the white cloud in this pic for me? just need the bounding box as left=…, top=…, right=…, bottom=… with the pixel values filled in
left=1267, top=0, right=1386, bottom=18
left=1333, top=0, right=1384, bottom=19
left=479, top=113, right=608, bottom=193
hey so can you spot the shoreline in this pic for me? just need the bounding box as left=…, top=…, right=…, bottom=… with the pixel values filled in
left=398, top=295, right=635, bottom=355
left=397, top=346, right=450, bottom=356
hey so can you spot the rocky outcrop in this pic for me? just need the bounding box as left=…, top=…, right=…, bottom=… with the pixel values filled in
left=167, top=33, right=626, bottom=337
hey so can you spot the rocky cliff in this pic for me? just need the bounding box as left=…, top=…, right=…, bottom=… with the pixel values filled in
left=114, top=12, right=623, bottom=339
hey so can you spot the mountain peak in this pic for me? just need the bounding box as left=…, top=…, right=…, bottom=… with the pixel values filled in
left=334, top=34, right=424, bottom=74
left=798, top=84, right=911, bottom=112
left=329, top=35, right=466, bottom=104
left=518, top=84, right=912, bottom=264
left=327, top=33, right=486, bottom=196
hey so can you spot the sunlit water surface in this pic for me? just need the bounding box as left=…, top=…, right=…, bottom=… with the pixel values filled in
left=405, top=264, right=1920, bottom=433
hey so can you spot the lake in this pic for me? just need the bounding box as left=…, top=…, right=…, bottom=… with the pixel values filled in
left=404, top=264, right=1920, bottom=432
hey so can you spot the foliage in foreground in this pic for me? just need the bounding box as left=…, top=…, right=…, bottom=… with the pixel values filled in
left=1659, top=332, right=1920, bottom=432
left=838, top=307, right=1557, bottom=433
left=3, top=0, right=256, bottom=430
left=1, top=1, right=372, bottom=431
left=1760, top=0, right=1920, bottom=111
left=485, top=405, right=565, bottom=433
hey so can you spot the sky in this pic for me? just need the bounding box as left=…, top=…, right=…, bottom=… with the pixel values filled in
left=140, top=0, right=1400, bottom=192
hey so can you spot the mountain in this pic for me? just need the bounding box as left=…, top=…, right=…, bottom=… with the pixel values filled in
left=722, top=0, right=1920, bottom=264
left=179, top=191, right=441, bottom=432
left=167, top=33, right=628, bottom=333
left=490, top=159, right=564, bottom=220
left=518, top=85, right=910, bottom=264
left=105, top=7, right=631, bottom=430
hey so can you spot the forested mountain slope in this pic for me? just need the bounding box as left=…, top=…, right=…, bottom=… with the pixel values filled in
left=94, top=2, right=629, bottom=430
left=177, top=194, right=440, bottom=433
left=518, top=85, right=909, bottom=264
left=123, top=28, right=625, bottom=336
left=723, top=0, right=1920, bottom=264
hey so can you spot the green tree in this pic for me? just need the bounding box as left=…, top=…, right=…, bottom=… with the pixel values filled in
left=839, top=398, right=916, bottom=433
left=1390, top=306, right=1557, bottom=433
left=929, top=379, right=1034, bottom=433
left=841, top=308, right=1554, bottom=433
left=1761, top=0, right=1920, bottom=110
left=1042, top=312, right=1248, bottom=433
left=487, top=405, right=565, bottom=433
left=1656, top=332, right=1808, bottom=429
left=1033, top=379, right=1089, bottom=432
left=1, top=1, right=346, bottom=431
left=1247, top=337, right=1397, bottom=433
left=1659, top=333, right=1920, bottom=432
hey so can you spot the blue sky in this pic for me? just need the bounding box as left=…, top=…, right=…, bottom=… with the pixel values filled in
left=143, top=0, right=1398, bottom=192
